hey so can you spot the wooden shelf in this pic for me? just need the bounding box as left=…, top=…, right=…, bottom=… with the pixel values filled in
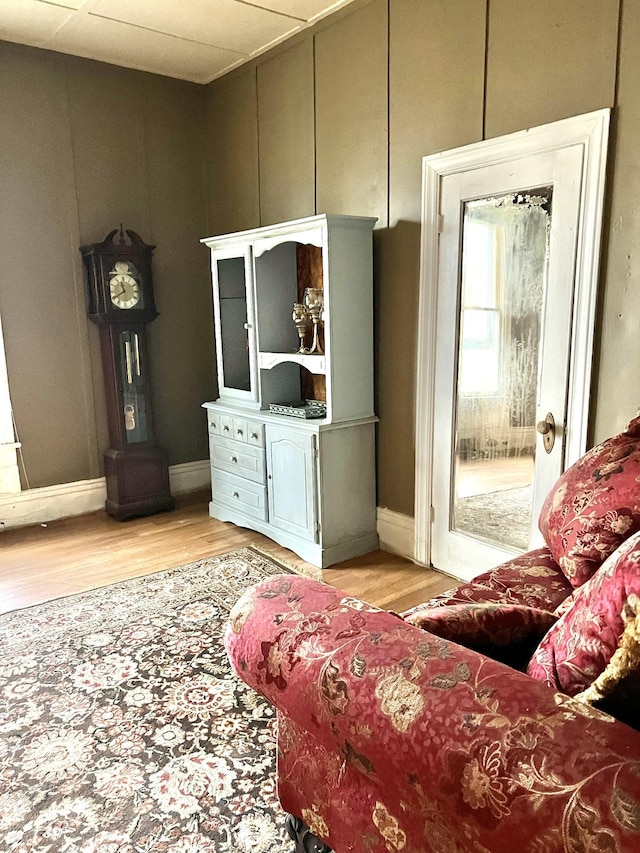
left=258, top=351, right=326, bottom=374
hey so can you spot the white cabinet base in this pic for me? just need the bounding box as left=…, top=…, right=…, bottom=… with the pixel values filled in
left=209, top=498, right=379, bottom=568
left=205, top=404, right=378, bottom=569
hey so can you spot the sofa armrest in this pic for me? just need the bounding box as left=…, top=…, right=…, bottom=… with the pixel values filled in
left=225, top=574, right=640, bottom=847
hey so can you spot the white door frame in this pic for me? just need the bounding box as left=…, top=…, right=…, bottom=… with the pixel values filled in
left=414, top=109, right=610, bottom=570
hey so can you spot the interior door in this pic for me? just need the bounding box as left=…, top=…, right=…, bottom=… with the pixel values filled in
left=431, top=146, right=584, bottom=576
left=415, top=111, right=610, bottom=581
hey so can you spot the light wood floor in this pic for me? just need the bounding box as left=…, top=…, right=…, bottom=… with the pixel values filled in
left=456, top=454, right=534, bottom=497
left=0, top=490, right=454, bottom=616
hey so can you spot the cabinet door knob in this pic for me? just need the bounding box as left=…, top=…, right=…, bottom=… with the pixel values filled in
left=223, top=425, right=230, bottom=432
left=237, top=428, right=243, bottom=435
left=211, top=422, right=217, bottom=429
left=231, top=455, right=238, bottom=463
left=243, top=322, right=251, bottom=330
left=268, top=474, right=272, bottom=479
left=233, top=491, right=239, bottom=498
left=251, top=432, right=258, bottom=440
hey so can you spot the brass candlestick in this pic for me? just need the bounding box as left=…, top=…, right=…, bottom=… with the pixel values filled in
left=292, top=302, right=309, bottom=353
left=303, top=288, right=324, bottom=354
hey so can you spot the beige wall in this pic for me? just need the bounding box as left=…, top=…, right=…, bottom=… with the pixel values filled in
left=204, top=0, right=630, bottom=517
left=593, top=0, right=640, bottom=440
left=0, top=42, right=214, bottom=489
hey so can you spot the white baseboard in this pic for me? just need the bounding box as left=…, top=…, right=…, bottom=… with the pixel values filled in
left=1, top=473, right=417, bottom=564
left=169, top=460, right=211, bottom=495
left=0, top=460, right=211, bottom=531
left=0, top=477, right=107, bottom=530
left=376, top=507, right=415, bottom=562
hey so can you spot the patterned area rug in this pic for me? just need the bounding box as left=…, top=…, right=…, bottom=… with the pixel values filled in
left=455, top=485, right=533, bottom=551
left=0, top=548, right=294, bottom=853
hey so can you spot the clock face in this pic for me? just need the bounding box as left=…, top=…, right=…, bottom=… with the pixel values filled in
left=109, top=262, right=141, bottom=309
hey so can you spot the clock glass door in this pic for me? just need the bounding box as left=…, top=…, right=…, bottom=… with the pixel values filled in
left=118, top=329, right=149, bottom=444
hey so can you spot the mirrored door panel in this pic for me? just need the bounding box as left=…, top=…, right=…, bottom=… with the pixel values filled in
left=452, top=189, right=552, bottom=551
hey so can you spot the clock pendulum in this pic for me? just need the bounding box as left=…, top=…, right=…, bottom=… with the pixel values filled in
left=80, top=226, right=174, bottom=520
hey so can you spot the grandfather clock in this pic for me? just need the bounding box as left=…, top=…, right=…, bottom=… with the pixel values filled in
left=80, top=227, right=174, bottom=520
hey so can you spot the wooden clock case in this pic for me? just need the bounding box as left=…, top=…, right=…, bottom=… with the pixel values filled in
left=80, top=228, right=174, bottom=520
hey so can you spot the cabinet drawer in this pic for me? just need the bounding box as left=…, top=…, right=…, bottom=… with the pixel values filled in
left=212, top=468, right=267, bottom=521
left=219, top=414, right=234, bottom=438
left=206, top=412, right=263, bottom=446
left=232, top=416, right=248, bottom=443
left=209, top=434, right=266, bottom=484
left=244, top=418, right=264, bottom=447
left=232, top=416, right=263, bottom=444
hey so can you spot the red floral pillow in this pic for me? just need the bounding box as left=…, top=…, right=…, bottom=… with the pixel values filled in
left=404, top=602, right=557, bottom=670
left=538, top=415, right=640, bottom=588
left=527, top=530, right=640, bottom=711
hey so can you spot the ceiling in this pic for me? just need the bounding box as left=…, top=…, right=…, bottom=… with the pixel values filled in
left=0, top=0, right=359, bottom=84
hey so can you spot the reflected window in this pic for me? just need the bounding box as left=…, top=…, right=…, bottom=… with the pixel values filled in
left=459, top=220, right=501, bottom=396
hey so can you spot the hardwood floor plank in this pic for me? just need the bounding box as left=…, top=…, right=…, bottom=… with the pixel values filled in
left=0, top=490, right=453, bottom=614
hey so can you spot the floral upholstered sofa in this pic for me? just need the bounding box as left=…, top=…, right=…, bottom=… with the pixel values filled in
left=225, top=417, right=640, bottom=853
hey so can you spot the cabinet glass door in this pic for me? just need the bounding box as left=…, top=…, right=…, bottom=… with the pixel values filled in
left=211, top=248, right=258, bottom=405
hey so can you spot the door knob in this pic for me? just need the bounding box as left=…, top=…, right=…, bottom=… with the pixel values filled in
left=536, top=412, right=556, bottom=453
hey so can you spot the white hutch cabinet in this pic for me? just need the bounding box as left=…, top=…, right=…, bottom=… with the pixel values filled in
left=202, top=214, right=378, bottom=568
